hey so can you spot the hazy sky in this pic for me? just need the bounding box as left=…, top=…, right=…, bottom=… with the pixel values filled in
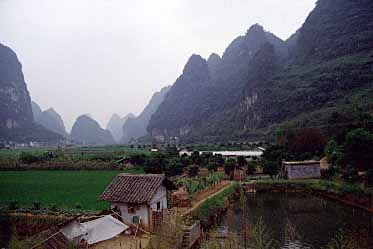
left=0, top=0, right=316, bottom=131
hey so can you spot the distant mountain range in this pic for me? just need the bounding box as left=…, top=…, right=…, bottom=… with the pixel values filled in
left=1, top=0, right=372, bottom=145
left=106, top=113, right=135, bottom=143
left=0, top=43, right=62, bottom=143
left=31, top=101, right=68, bottom=137
left=120, top=86, right=171, bottom=144
left=147, top=0, right=373, bottom=143
left=71, top=115, right=116, bottom=146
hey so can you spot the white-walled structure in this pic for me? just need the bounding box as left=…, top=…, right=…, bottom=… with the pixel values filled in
left=99, top=174, right=174, bottom=231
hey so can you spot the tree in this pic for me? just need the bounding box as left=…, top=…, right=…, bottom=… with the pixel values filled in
left=144, top=154, right=165, bottom=174
left=237, top=156, right=247, bottom=168
left=130, top=154, right=146, bottom=166
left=246, top=161, right=256, bottom=175
left=262, top=145, right=287, bottom=178
left=325, top=139, right=342, bottom=167
left=288, top=128, right=326, bottom=159
left=341, top=128, right=373, bottom=172
left=165, top=145, right=178, bottom=157
left=215, top=154, right=225, bottom=166
left=191, top=151, right=201, bottom=164
left=224, top=158, right=236, bottom=176
left=165, top=158, right=183, bottom=176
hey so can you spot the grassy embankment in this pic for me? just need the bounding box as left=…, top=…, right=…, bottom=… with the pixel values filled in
left=0, top=169, right=143, bottom=213
left=191, top=182, right=239, bottom=223
left=252, top=179, right=372, bottom=195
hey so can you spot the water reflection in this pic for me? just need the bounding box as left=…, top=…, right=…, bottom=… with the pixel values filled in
left=0, top=215, right=12, bottom=248
left=221, top=193, right=373, bottom=249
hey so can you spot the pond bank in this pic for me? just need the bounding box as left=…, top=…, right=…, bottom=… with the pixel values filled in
left=219, top=192, right=373, bottom=249
left=245, top=180, right=373, bottom=214
left=186, top=182, right=240, bottom=230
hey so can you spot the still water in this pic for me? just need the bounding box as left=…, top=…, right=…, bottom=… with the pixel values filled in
left=221, top=193, right=373, bottom=249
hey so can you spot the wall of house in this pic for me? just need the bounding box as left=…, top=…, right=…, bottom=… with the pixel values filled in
left=111, top=202, right=149, bottom=230
left=110, top=185, right=167, bottom=231
left=286, top=164, right=321, bottom=180
left=150, top=185, right=167, bottom=211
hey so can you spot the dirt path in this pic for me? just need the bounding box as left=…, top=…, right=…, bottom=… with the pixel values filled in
left=192, top=180, right=230, bottom=203
left=182, top=181, right=233, bottom=216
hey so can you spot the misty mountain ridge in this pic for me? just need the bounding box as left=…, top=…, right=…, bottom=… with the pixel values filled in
left=106, top=113, right=135, bottom=142
left=121, top=85, right=171, bottom=144
left=148, top=0, right=373, bottom=143
left=0, top=43, right=62, bottom=143
left=31, top=101, right=68, bottom=137
left=70, top=114, right=116, bottom=146
left=148, top=23, right=287, bottom=138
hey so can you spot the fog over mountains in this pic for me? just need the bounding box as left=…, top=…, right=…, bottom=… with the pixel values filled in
left=0, top=43, right=61, bottom=143
left=31, top=101, right=68, bottom=137
left=0, top=0, right=372, bottom=145
left=148, top=0, right=373, bottom=142
left=106, top=113, right=135, bottom=143
left=71, top=115, right=116, bottom=146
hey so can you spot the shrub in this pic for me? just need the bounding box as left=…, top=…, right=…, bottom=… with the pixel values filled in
left=74, top=203, right=82, bottom=209
left=19, top=152, right=46, bottom=164
left=32, top=201, right=42, bottom=210
left=8, top=201, right=19, bottom=210
left=50, top=203, right=59, bottom=212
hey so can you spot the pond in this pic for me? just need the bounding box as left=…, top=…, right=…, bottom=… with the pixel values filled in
left=220, top=192, right=373, bottom=249
left=0, top=215, right=12, bottom=248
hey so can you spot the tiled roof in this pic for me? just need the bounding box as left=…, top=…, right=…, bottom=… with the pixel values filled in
left=99, top=174, right=166, bottom=204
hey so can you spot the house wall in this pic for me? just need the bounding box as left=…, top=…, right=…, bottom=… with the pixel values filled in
left=110, top=185, right=168, bottom=231
left=111, top=202, right=149, bottom=230
left=150, top=185, right=167, bottom=211
left=286, top=164, right=321, bottom=180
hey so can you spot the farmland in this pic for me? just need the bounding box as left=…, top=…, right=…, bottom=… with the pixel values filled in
left=0, top=169, right=143, bottom=212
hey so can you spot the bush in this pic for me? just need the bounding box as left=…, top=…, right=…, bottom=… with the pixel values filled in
left=19, top=152, right=46, bottom=164
left=50, top=203, right=59, bottom=212
left=74, top=203, right=82, bottom=209
left=32, top=201, right=42, bottom=210
left=341, top=165, right=359, bottom=183
left=367, top=169, right=373, bottom=187
left=8, top=201, right=19, bottom=210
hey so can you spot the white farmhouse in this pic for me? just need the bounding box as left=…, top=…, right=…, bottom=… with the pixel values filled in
left=99, top=174, right=175, bottom=232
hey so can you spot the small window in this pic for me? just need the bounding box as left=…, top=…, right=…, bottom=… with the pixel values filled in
left=128, top=204, right=139, bottom=214
left=133, top=216, right=139, bottom=224
left=157, top=201, right=161, bottom=210
left=128, top=207, right=135, bottom=214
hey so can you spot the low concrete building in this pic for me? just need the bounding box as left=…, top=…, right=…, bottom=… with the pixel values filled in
left=179, top=149, right=193, bottom=157
left=201, top=150, right=263, bottom=159
left=99, top=174, right=175, bottom=232
left=283, top=161, right=321, bottom=180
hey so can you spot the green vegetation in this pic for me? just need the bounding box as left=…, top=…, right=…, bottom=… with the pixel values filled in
left=177, top=173, right=224, bottom=197
left=192, top=182, right=239, bottom=221
left=0, top=146, right=150, bottom=164
left=253, top=179, right=373, bottom=197
left=0, top=169, right=143, bottom=212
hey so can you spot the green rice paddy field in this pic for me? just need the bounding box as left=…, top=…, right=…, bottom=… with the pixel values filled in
left=0, top=169, right=143, bottom=212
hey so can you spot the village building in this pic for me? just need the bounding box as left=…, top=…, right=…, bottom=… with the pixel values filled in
left=99, top=174, right=175, bottom=232
left=179, top=148, right=193, bottom=157
left=283, top=160, right=321, bottom=180
left=200, top=150, right=263, bottom=160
